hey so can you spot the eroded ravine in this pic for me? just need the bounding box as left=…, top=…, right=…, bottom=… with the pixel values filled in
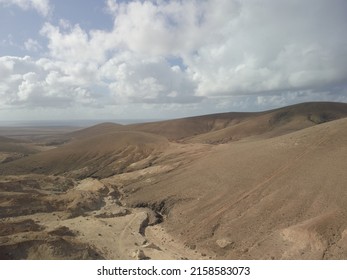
left=0, top=141, right=212, bottom=260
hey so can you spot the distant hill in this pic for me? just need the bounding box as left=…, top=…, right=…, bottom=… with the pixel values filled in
left=129, top=112, right=254, bottom=140
left=185, top=102, right=347, bottom=143
left=67, top=122, right=124, bottom=140
left=128, top=102, right=347, bottom=143
left=0, top=131, right=168, bottom=179
left=0, top=135, right=37, bottom=156
left=2, top=101, right=347, bottom=177
left=64, top=102, right=347, bottom=143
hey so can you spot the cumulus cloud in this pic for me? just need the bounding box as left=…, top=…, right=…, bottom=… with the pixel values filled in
left=99, top=53, right=199, bottom=104
left=103, top=0, right=347, bottom=99
left=182, top=0, right=347, bottom=97
left=0, top=56, right=103, bottom=108
left=0, top=0, right=51, bottom=17
left=1, top=0, right=347, bottom=113
left=40, top=23, right=112, bottom=63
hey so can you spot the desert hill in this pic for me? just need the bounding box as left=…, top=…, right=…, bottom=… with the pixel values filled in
left=67, top=122, right=124, bottom=140
left=123, top=117, right=347, bottom=259
left=0, top=131, right=169, bottom=179
left=56, top=102, right=347, bottom=145
left=128, top=101, right=347, bottom=143
left=1, top=101, right=347, bottom=260
left=185, top=101, right=347, bottom=143
left=4, top=101, right=346, bottom=179
left=0, top=135, right=38, bottom=164
left=129, top=112, right=255, bottom=140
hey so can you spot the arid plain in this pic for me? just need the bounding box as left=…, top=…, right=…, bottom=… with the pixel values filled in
left=1, top=102, right=347, bottom=260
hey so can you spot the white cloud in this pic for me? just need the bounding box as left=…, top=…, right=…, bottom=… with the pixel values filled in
left=1, top=0, right=347, bottom=116
left=0, top=56, right=103, bottom=108
left=40, top=23, right=114, bottom=64
left=0, top=0, right=51, bottom=17
left=105, top=0, right=118, bottom=14
left=0, top=57, right=14, bottom=79
left=102, top=0, right=347, bottom=100
left=180, top=0, right=347, bottom=97
left=99, top=53, right=199, bottom=104
left=108, top=0, right=208, bottom=56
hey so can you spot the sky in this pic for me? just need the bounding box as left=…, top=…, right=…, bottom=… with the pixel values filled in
left=1, top=0, right=347, bottom=121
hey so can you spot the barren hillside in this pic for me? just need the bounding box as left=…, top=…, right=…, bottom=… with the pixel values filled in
left=124, top=117, right=347, bottom=259
left=0, top=131, right=169, bottom=179
left=131, top=102, right=347, bottom=142
left=1, top=102, right=347, bottom=260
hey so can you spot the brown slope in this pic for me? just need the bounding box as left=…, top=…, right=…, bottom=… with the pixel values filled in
left=0, top=136, right=38, bottom=164
left=67, top=122, right=125, bottom=140
left=129, top=112, right=255, bottom=140
left=0, top=131, right=169, bottom=179
left=59, top=102, right=347, bottom=144
left=123, top=117, right=347, bottom=259
left=184, top=102, right=347, bottom=143
left=129, top=102, right=347, bottom=143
